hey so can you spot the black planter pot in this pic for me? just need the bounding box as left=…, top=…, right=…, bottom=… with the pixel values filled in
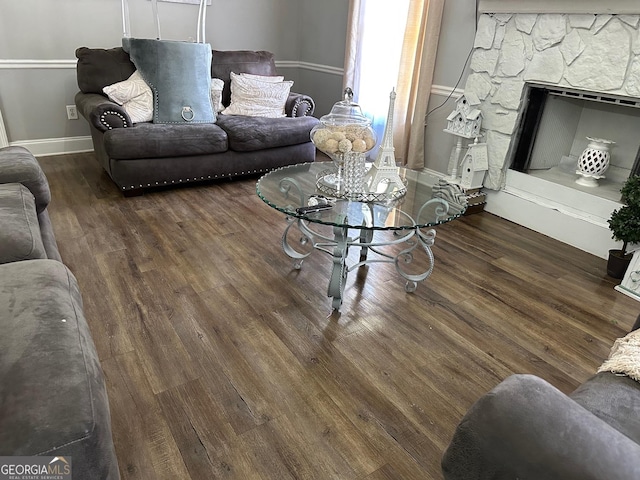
left=607, top=249, right=633, bottom=279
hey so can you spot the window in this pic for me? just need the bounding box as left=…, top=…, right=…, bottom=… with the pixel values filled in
left=352, top=1, right=411, bottom=154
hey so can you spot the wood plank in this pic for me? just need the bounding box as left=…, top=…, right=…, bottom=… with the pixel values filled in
left=36, top=152, right=640, bottom=480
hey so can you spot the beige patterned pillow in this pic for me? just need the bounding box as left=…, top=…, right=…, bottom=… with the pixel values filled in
left=103, top=70, right=153, bottom=124
left=239, top=73, right=285, bottom=83
left=222, top=72, right=292, bottom=118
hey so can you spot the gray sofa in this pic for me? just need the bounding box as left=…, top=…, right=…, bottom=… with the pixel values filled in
left=441, top=321, right=640, bottom=480
left=74, top=47, right=319, bottom=196
left=0, top=146, right=120, bottom=479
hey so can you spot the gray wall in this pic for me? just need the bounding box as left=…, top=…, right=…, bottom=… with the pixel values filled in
left=0, top=0, right=476, bottom=175
left=424, top=0, right=477, bottom=174
left=0, top=0, right=346, bottom=145
left=298, top=0, right=349, bottom=117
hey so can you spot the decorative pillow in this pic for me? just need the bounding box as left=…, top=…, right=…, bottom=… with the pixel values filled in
left=211, top=50, right=277, bottom=106
left=103, top=70, right=153, bottom=124
left=239, top=73, right=284, bottom=83
left=125, top=38, right=215, bottom=124
left=222, top=72, right=292, bottom=118
left=210, top=78, right=225, bottom=113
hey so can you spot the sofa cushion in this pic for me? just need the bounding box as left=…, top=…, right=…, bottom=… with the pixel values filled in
left=76, top=46, right=136, bottom=95
left=211, top=50, right=277, bottom=107
left=104, top=122, right=229, bottom=160
left=216, top=115, right=319, bottom=152
left=0, top=259, right=119, bottom=478
left=571, top=371, right=640, bottom=444
left=0, top=183, right=47, bottom=264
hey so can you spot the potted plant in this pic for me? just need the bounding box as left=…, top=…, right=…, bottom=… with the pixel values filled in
left=607, top=175, right=640, bottom=278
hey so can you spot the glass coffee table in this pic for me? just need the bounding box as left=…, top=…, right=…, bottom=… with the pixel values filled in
left=256, top=162, right=467, bottom=310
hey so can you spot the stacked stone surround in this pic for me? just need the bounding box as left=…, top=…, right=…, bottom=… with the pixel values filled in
left=465, top=13, right=640, bottom=189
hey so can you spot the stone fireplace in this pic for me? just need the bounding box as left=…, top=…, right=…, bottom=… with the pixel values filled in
left=464, top=1, right=640, bottom=258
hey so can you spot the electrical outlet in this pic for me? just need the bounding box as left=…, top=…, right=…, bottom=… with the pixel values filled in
left=66, top=105, right=78, bottom=120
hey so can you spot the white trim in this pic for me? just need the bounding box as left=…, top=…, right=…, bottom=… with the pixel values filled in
left=478, top=0, right=640, bottom=14
left=430, top=84, right=464, bottom=98
left=9, top=136, right=93, bottom=157
left=151, top=0, right=212, bottom=4
left=615, top=284, right=640, bottom=302
left=422, top=167, right=447, bottom=179
left=0, top=59, right=345, bottom=75
left=0, top=59, right=77, bottom=69
left=0, top=109, right=8, bottom=148
left=276, top=60, right=344, bottom=76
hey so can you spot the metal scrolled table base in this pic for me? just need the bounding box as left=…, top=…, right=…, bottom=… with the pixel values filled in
left=281, top=214, right=438, bottom=311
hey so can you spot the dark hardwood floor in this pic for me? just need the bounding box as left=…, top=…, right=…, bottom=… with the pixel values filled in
left=39, top=152, right=638, bottom=479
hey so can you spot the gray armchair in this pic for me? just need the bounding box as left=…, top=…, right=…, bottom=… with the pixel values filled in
left=442, top=320, right=640, bottom=480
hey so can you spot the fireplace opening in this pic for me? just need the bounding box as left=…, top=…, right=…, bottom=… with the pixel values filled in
left=508, top=83, right=640, bottom=203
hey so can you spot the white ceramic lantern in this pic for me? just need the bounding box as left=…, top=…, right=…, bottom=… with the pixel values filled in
left=576, top=137, right=615, bottom=187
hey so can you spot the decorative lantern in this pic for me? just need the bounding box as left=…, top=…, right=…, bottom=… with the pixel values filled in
left=576, top=137, right=615, bottom=187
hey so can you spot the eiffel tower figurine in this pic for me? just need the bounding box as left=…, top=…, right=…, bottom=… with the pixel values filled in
left=364, top=88, right=406, bottom=193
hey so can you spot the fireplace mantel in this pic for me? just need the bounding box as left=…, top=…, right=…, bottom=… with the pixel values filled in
left=478, top=0, right=640, bottom=15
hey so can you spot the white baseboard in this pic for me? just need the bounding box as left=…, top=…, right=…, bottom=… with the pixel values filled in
left=9, top=136, right=93, bottom=157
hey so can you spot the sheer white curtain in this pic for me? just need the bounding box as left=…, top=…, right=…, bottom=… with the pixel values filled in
left=343, top=0, right=445, bottom=169
left=0, top=108, right=8, bottom=148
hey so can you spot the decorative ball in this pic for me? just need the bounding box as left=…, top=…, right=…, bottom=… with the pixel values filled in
left=331, top=131, right=347, bottom=142
left=338, top=138, right=353, bottom=153
left=323, top=138, right=339, bottom=153
left=351, top=138, right=367, bottom=152
left=364, top=136, right=376, bottom=150
left=312, top=129, right=331, bottom=145
left=310, top=121, right=377, bottom=159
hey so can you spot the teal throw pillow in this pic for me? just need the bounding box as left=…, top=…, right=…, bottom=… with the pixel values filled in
left=124, top=38, right=215, bottom=124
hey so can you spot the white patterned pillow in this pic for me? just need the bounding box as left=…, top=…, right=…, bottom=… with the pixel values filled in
left=103, top=70, right=153, bottom=124
left=222, top=72, right=292, bottom=118
left=239, top=73, right=285, bottom=83
left=210, top=78, right=225, bottom=113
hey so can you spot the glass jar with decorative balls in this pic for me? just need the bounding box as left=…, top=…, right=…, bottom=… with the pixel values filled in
left=310, top=88, right=376, bottom=194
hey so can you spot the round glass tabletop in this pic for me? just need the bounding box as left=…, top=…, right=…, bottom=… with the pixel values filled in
left=256, top=162, right=467, bottom=231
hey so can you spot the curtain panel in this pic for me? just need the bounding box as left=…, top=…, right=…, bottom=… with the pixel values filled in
left=343, top=0, right=445, bottom=169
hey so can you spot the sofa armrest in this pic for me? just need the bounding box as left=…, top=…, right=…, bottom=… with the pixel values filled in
left=441, top=374, right=640, bottom=480
left=0, top=146, right=50, bottom=213
left=75, top=91, right=132, bottom=132
left=285, top=92, right=315, bottom=117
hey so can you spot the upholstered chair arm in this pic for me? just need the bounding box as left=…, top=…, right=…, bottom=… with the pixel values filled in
left=74, top=92, right=132, bottom=132
left=441, top=374, right=640, bottom=480
left=0, top=146, right=51, bottom=213
left=285, top=92, right=315, bottom=117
